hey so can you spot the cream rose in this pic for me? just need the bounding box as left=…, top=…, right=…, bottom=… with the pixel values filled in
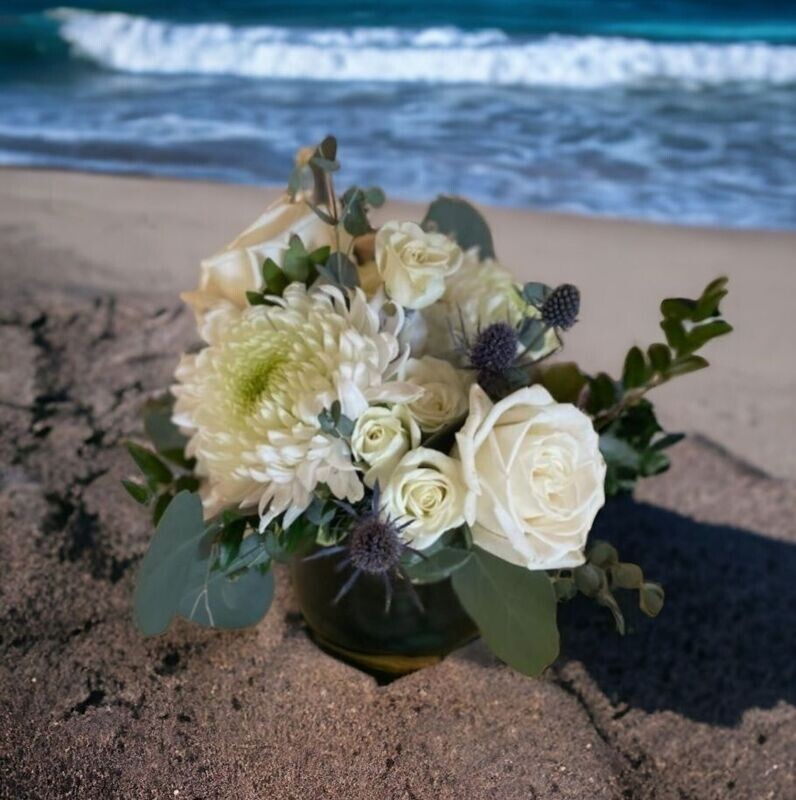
left=182, top=195, right=343, bottom=328
left=375, top=221, right=463, bottom=310
left=400, top=356, right=471, bottom=433
left=456, top=384, right=605, bottom=570
left=350, top=405, right=421, bottom=488
left=381, top=448, right=470, bottom=550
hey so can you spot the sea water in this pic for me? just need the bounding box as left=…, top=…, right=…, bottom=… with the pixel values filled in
left=1, top=1, right=795, bottom=229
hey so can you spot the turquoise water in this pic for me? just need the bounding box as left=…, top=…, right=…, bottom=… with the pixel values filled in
left=1, top=2, right=795, bottom=228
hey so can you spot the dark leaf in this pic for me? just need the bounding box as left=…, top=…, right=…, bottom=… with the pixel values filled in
left=666, top=355, right=709, bottom=377
left=622, top=346, right=649, bottom=389
left=538, top=362, right=587, bottom=404
left=126, top=441, right=173, bottom=486
left=660, top=297, right=697, bottom=320
left=421, top=196, right=495, bottom=259
left=121, top=479, right=150, bottom=505
left=647, top=343, right=672, bottom=372
left=152, top=491, right=174, bottom=525
left=142, top=396, right=189, bottom=457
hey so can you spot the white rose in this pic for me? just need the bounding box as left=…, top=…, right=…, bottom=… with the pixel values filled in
left=375, top=221, right=463, bottom=310
left=400, top=356, right=471, bottom=433
left=381, top=447, right=470, bottom=550
left=350, top=405, right=421, bottom=488
left=456, top=384, right=605, bottom=570
left=182, top=195, right=343, bottom=327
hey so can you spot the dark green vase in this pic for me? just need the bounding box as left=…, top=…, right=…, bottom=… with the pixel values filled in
left=291, top=549, right=477, bottom=676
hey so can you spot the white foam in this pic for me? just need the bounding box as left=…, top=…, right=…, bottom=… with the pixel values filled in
left=51, top=8, right=796, bottom=87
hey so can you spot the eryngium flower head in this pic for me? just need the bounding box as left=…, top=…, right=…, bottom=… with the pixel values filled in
left=172, top=284, right=420, bottom=529
left=468, top=322, right=519, bottom=373
left=348, top=515, right=403, bottom=574
left=541, top=284, right=580, bottom=330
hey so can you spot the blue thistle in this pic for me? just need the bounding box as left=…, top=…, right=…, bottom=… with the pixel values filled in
left=303, top=484, right=424, bottom=612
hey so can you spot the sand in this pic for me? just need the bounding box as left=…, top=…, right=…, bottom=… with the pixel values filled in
left=1, top=168, right=795, bottom=798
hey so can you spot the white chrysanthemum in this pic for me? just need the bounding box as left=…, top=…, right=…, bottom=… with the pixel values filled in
left=172, top=284, right=421, bottom=529
left=423, top=248, right=560, bottom=359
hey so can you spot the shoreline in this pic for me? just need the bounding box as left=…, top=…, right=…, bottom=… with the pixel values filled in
left=3, top=163, right=793, bottom=236
left=2, top=167, right=794, bottom=479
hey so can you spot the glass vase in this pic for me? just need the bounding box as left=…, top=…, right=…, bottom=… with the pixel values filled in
left=291, top=548, right=477, bottom=677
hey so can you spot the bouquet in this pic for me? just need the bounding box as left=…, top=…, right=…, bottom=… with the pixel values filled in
left=125, top=137, right=732, bottom=677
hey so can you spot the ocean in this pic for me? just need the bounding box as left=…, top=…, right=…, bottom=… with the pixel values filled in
left=2, top=1, right=795, bottom=229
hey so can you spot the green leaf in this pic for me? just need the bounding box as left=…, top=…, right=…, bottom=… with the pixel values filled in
left=282, top=235, right=316, bottom=284
left=647, top=343, right=672, bottom=372
left=122, top=479, right=150, bottom=505
left=521, top=282, right=550, bottom=306
left=340, top=187, right=374, bottom=237
left=452, top=547, right=559, bottom=677
left=246, top=290, right=266, bottom=306
left=539, top=362, right=587, bottom=404
left=599, top=433, right=641, bottom=471
left=517, top=316, right=546, bottom=350
left=134, top=491, right=205, bottom=636
left=142, top=396, right=189, bottom=458
left=126, top=441, right=173, bottom=486
left=611, top=562, right=643, bottom=590
left=217, top=519, right=246, bottom=570
left=660, top=297, right=697, bottom=320
left=309, top=155, right=340, bottom=173
left=152, top=491, right=174, bottom=525
left=309, top=245, right=331, bottom=264
left=178, top=534, right=274, bottom=629
left=639, top=582, right=665, bottom=617
left=666, top=355, right=709, bottom=377
left=134, top=493, right=274, bottom=635
left=319, top=252, right=359, bottom=289
left=683, top=320, right=733, bottom=353
left=421, top=196, right=495, bottom=259
left=660, top=318, right=687, bottom=353
left=365, top=186, right=386, bottom=207
left=586, top=372, right=619, bottom=415
left=262, top=257, right=289, bottom=296
left=622, top=346, right=648, bottom=389
left=402, top=547, right=472, bottom=584
left=694, top=276, right=729, bottom=321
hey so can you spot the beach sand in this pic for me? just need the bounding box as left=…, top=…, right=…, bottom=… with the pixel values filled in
left=1, top=168, right=795, bottom=798
left=2, top=167, right=794, bottom=477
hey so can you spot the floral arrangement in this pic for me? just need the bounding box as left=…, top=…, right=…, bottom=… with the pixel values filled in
left=125, top=137, right=732, bottom=676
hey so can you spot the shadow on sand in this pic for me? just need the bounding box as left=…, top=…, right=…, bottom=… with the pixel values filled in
left=558, top=496, right=796, bottom=725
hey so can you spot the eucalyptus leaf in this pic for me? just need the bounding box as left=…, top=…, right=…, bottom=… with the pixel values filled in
left=421, top=196, right=495, bottom=259
left=178, top=535, right=274, bottom=629
left=521, top=282, right=551, bottom=306
left=452, top=547, right=559, bottom=677
left=134, top=492, right=274, bottom=635
left=133, top=491, right=205, bottom=636
left=402, top=547, right=471, bottom=584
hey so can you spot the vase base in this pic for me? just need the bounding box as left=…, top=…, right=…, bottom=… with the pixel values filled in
left=309, top=627, right=473, bottom=678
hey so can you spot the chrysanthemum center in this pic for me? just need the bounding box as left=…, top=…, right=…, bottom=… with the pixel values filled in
left=234, top=352, right=287, bottom=414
